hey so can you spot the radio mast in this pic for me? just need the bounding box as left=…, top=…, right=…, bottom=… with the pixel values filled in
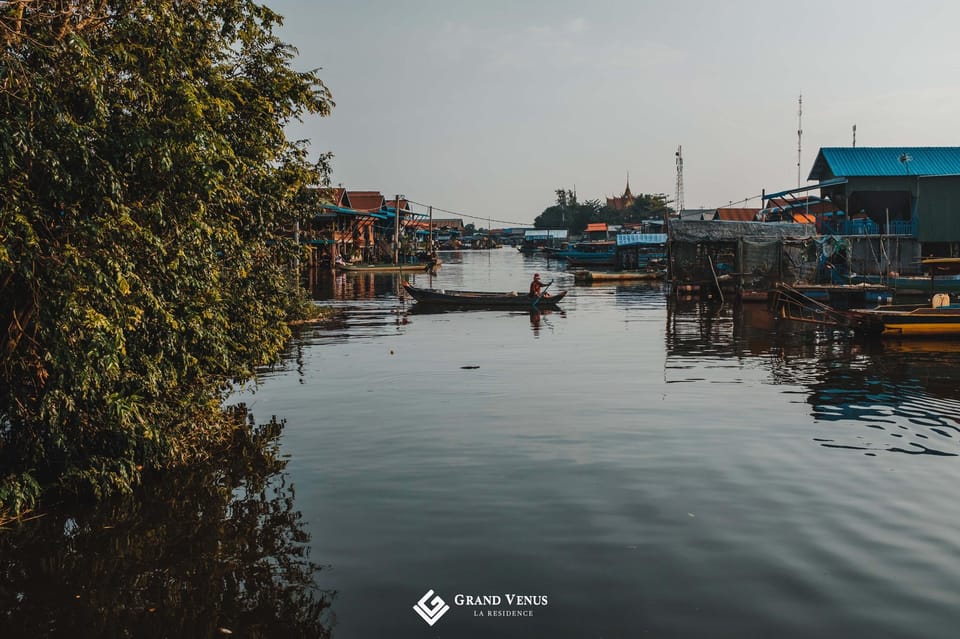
left=675, top=145, right=685, bottom=215
left=797, top=94, right=803, bottom=187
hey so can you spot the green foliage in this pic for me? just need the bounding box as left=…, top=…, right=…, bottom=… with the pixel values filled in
left=0, top=1, right=333, bottom=511
left=534, top=190, right=601, bottom=232
left=534, top=188, right=671, bottom=231
left=614, top=192, right=672, bottom=225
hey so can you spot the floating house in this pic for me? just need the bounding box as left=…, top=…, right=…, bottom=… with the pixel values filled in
left=303, top=189, right=427, bottom=266
left=667, top=220, right=817, bottom=298
left=769, top=147, right=960, bottom=275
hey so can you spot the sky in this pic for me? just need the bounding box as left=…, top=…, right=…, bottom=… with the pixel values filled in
left=268, top=0, right=960, bottom=227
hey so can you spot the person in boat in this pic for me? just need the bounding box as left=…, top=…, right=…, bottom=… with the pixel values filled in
left=528, top=273, right=551, bottom=299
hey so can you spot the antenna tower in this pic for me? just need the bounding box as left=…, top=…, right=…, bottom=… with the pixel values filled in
left=797, top=94, right=803, bottom=187
left=675, top=145, right=685, bottom=215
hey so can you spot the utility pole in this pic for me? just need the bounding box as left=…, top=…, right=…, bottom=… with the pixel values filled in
left=797, top=93, right=803, bottom=188
left=675, top=145, right=685, bottom=216
left=393, top=194, right=400, bottom=264
left=852, top=123, right=857, bottom=147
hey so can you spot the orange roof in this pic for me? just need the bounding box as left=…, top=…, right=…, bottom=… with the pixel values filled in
left=345, top=190, right=385, bottom=212
left=715, top=208, right=760, bottom=222
left=793, top=212, right=816, bottom=224
left=585, top=223, right=608, bottom=232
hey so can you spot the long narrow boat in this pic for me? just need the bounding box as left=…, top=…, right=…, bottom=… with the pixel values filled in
left=842, top=257, right=960, bottom=337
left=337, top=261, right=438, bottom=273
left=844, top=298, right=960, bottom=338
left=401, top=281, right=567, bottom=308
left=550, top=241, right=616, bottom=266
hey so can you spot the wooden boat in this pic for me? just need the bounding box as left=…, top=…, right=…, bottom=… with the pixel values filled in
left=552, top=241, right=616, bottom=267
left=841, top=258, right=960, bottom=337
left=572, top=269, right=665, bottom=284
left=401, top=281, right=568, bottom=308
left=337, top=260, right=438, bottom=273
left=844, top=295, right=960, bottom=338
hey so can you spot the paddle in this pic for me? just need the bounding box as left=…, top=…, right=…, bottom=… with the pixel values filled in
left=532, top=280, right=553, bottom=308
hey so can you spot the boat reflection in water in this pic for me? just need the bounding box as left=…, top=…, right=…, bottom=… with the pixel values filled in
left=666, top=297, right=960, bottom=457
left=401, top=296, right=563, bottom=337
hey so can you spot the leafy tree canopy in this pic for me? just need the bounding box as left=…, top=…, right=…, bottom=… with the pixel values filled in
left=0, top=0, right=333, bottom=512
left=533, top=188, right=672, bottom=232
left=533, top=189, right=601, bottom=233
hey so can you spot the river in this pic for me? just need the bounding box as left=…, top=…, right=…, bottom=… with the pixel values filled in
left=3, top=247, right=960, bottom=638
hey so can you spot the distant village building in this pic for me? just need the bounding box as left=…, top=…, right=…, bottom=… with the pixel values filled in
left=678, top=208, right=717, bottom=221
left=715, top=208, right=761, bottom=222
left=606, top=176, right=636, bottom=211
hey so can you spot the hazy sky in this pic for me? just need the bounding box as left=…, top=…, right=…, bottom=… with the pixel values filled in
left=269, top=0, right=960, bottom=226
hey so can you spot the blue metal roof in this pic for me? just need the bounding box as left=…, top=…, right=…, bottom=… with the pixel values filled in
left=808, top=147, right=960, bottom=180
left=616, top=233, right=667, bottom=247
left=764, top=177, right=847, bottom=200
left=319, top=204, right=388, bottom=219
left=524, top=229, right=568, bottom=239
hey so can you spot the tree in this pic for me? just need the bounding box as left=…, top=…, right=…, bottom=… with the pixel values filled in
left=602, top=193, right=671, bottom=225
left=533, top=189, right=600, bottom=232
left=0, top=1, right=333, bottom=511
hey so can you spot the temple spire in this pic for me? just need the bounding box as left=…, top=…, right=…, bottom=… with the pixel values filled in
left=624, top=172, right=632, bottom=198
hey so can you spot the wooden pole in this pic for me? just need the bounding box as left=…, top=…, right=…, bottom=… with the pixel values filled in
left=393, top=195, right=400, bottom=265
left=292, top=216, right=300, bottom=274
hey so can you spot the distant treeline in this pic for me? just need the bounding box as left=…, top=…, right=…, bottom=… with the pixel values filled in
left=534, top=189, right=672, bottom=232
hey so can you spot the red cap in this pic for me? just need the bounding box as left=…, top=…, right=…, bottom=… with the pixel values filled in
left=534, top=273, right=540, bottom=278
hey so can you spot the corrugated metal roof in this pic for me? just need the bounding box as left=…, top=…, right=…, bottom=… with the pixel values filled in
left=524, top=229, right=568, bottom=239
left=616, top=233, right=667, bottom=247
left=764, top=177, right=847, bottom=199
left=715, top=208, right=760, bottom=222
left=808, top=147, right=960, bottom=180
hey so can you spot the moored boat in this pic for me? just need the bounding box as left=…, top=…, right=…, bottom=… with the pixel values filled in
left=337, top=260, right=439, bottom=273
left=551, top=241, right=617, bottom=267
left=841, top=257, right=960, bottom=337
left=401, top=281, right=567, bottom=308
left=572, top=269, right=665, bottom=284
left=844, top=294, right=960, bottom=338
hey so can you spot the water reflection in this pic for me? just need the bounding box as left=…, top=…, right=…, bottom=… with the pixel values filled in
left=0, top=414, right=334, bottom=639
left=666, top=298, right=960, bottom=457
left=305, top=268, right=414, bottom=302
left=806, top=340, right=960, bottom=456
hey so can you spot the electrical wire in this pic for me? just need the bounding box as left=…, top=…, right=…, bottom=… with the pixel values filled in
left=405, top=199, right=532, bottom=228
left=405, top=191, right=767, bottom=228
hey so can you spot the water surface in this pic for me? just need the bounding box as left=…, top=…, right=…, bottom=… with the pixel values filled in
left=254, top=249, right=960, bottom=638
left=4, top=247, right=960, bottom=638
